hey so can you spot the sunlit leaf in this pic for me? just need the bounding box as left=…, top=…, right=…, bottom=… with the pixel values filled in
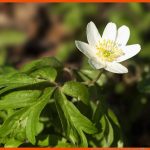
left=0, top=107, right=29, bottom=138
left=62, top=81, right=90, bottom=105
left=30, top=67, right=57, bottom=82
left=54, top=89, right=97, bottom=147
left=26, top=87, right=55, bottom=144
left=21, top=57, right=62, bottom=74
left=0, top=90, right=42, bottom=109
left=4, top=138, right=23, bottom=148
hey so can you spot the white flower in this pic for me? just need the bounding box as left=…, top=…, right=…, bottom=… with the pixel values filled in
left=75, top=22, right=141, bottom=74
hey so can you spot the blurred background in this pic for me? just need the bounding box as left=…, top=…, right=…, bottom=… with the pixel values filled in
left=0, top=3, right=149, bottom=146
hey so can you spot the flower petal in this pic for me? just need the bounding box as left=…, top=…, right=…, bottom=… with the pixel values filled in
left=75, top=41, right=96, bottom=58
left=88, top=58, right=105, bottom=69
left=105, top=62, right=128, bottom=74
left=116, top=25, right=130, bottom=46
left=86, top=21, right=101, bottom=47
left=115, top=44, right=141, bottom=62
left=102, top=22, right=117, bottom=41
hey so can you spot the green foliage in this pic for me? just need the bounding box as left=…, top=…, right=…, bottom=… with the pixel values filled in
left=26, top=87, right=54, bottom=144
left=0, top=57, right=122, bottom=147
left=21, top=57, right=62, bottom=74
left=62, top=81, right=90, bottom=105
left=4, top=138, right=23, bottom=148
left=0, top=90, right=41, bottom=109
left=0, top=57, right=59, bottom=147
left=30, top=67, right=57, bottom=82
left=90, top=100, right=123, bottom=147
left=55, top=89, right=97, bottom=147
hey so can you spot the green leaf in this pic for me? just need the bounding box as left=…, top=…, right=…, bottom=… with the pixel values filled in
left=92, top=115, right=114, bottom=147
left=0, top=87, right=55, bottom=146
left=4, top=138, right=23, bottom=148
left=30, top=67, right=57, bottom=82
left=38, top=135, right=50, bottom=147
left=38, top=135, right=70, bottom=147
left=54, top=89, right=97, bottom=147
left=55, top=141, right=75, bottom=147
left=101, top=115, right=114, bottom=147
left=0, top=90, right=42, bottom=109
left=108, top=109, right=120, bottom=127
left=0, top=84, right=30, bottom=95
left=93, top=99, right=107, bottom=125
left=0, top=73, right=37, bottom=86
left=62, top=81, right=90, bottom=105
left=0, top=66, right=17, bottom=75
left=26, top=87, right=55, bottom=144
left=0, top=107, right=29, bottom=138
left=92, top=101, right=122, bottom=147
left=21, top=57, right=62, bottom=74
left=0, top=72, right=50, bottom=96
left=107, top=109, right=123, bottom=147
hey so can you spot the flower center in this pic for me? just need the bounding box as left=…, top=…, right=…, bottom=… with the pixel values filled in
left=96, top=39, right=124, bottom=62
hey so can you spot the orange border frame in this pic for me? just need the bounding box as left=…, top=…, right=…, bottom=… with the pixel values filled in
left=0, top=0, right=149, bottom=2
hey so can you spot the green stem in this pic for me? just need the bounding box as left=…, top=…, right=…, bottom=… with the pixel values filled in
left=36, top=76, right=59, bottom=86
left=88, top=69, right=104, bottom=86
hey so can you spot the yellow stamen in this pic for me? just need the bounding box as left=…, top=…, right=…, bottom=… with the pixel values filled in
left=96, top=39, right=124, bottom=62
